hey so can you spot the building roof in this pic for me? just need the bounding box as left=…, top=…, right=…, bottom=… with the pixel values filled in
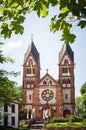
left=24, top=41, right=40, bottom=64
left=59, top=44, right=74, bottom=63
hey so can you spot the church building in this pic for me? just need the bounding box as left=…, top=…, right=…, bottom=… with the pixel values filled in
left=22, top=40, right=75, bottom=119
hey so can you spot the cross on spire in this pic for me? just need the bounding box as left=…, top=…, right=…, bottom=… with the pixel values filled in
left=46, top=68, right=49, bottom=73
left=31, top=34, right=33, bottom=42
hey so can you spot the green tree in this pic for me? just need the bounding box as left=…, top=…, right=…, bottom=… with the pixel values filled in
left=80, top=82, right=86, bottom=117
left=80, top=82, right=86, bottom=95
left=0, top=43, right=22, bottom=107
left=75, top=96, right=85, bottom=116
left=0, top=0, right=86, bottom=44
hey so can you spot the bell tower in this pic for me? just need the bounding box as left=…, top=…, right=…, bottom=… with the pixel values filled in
left=22, top=40, right=40, bottom=111
left=59, top=44, right=75, bottom=118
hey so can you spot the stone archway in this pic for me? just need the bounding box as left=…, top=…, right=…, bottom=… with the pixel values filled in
left=63, top=109, right=71, bottom=119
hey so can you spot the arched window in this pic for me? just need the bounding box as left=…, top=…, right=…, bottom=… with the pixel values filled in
left=65, top=68, right=67, bottom=73
left=49, top=80, right=52, bottom=85
left=27, top=68, right=30, bottom=74
left=62, top=68, right=65, bottom=73
left=67, top=79, right=71, bottom=84
left=64, top=59, right=69, bottom=65
left=67, top=79, right=71, bottom=87
left=62, top=67, right=68, bottom=73
left=69, top=68, right=71, bottom=73
left=43, top=80, right=47, bottom=85
left=28, top=60, right=35, bottom=75
left=62, top=79, right=66, bottom=84
left=65, top=94, right=68, bottom=99
left=62, top=79, right=66, bottom=87
left=29, top=60, right=33, bottom=66
left=29, top=94, right=31, bottom=100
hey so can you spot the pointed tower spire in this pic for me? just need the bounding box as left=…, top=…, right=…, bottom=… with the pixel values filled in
left=59, top=44, right=74, bottom=64
left=24, top=39, right=40, bottom=65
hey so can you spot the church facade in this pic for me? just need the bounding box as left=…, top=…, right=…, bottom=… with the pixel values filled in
left=22, top=40, right=75, bottom=119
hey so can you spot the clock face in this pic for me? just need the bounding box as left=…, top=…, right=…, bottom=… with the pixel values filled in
left=41, top=89, right=54, bottom=101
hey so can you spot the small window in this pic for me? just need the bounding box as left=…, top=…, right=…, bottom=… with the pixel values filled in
left=31, top=84, right=34, bottom=88
left=27, top=68, right=30, bottom=74
left=43, top=80, right=47, bottom=85
left=62, top=68, right=65, bottom=73
left=27, top=84, right=30, bottom=88
left=29, top=94, right=31, bottom=100
left=27, top=68, right=35, bottom=75
left=4, top=104, right=8, bottom=112
left=49, top=80, right=52, bottom=85
left=62, top=68, right=68, bottom=73
left=11, top=116, right=15, bottom=125
left=62, top=79, right=66, bottom=84
left=65, top=94, right=68, bottom=99
left=31, top=68, right=35, bottom=75
left=29, top=60, right=33, bottom=66
left=12, top=104, right=15, bottom=113
left=67, top=79, right=70, bottom=84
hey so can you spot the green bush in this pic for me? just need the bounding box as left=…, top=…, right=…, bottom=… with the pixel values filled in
left=19, top=120, right=27, bottom=128
left=50, top=117, right=68, bottom=123
left=69, top=115, right=83, bottom=122
left=46, top=122, right=86, bottom=128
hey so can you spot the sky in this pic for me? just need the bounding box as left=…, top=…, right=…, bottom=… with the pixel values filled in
left=0, top=7, right=86, bottom=97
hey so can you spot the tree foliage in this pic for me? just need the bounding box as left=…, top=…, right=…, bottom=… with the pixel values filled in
left=80, top=82, right=86, bottom=105
left=0, top=0, right=86, bottom=44
left=80, top=82, right=86, bottom=95
left=80, top=82, right=86, bottom=117
left=0, top=43, right=22, bottom=107
left=75, top=96, right=85, bottom=116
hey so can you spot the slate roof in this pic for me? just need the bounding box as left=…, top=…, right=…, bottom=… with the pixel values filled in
left=24, top=41, right=40, bottom=64
left=59, top=44, right=74, bottom=63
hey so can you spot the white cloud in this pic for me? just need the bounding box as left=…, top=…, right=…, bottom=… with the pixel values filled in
left=2, top=40, right=23, bottom=54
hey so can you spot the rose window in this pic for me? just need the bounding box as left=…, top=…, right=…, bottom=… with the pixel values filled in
left=41, top=89, right=54, bottom=101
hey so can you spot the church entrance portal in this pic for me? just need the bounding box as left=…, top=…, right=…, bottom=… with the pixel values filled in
left=63, top=109, right=71, bottom=119
left=42, top=104, right=51, bottom=121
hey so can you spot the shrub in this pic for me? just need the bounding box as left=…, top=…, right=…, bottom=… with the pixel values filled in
left=50, top=117, right=68, bottom=123
left=46, top=122, right=86, bottom=128
left=83, top=118, right=86, bottom=122
left=69, top=115, right=83, bottom=122
left=19, top=120, right=27, bottom=128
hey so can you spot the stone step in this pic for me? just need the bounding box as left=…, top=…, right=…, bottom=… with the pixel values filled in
left=36, top=120, right=44, bottom=124
left=30, top=123, right=44, bottom=129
